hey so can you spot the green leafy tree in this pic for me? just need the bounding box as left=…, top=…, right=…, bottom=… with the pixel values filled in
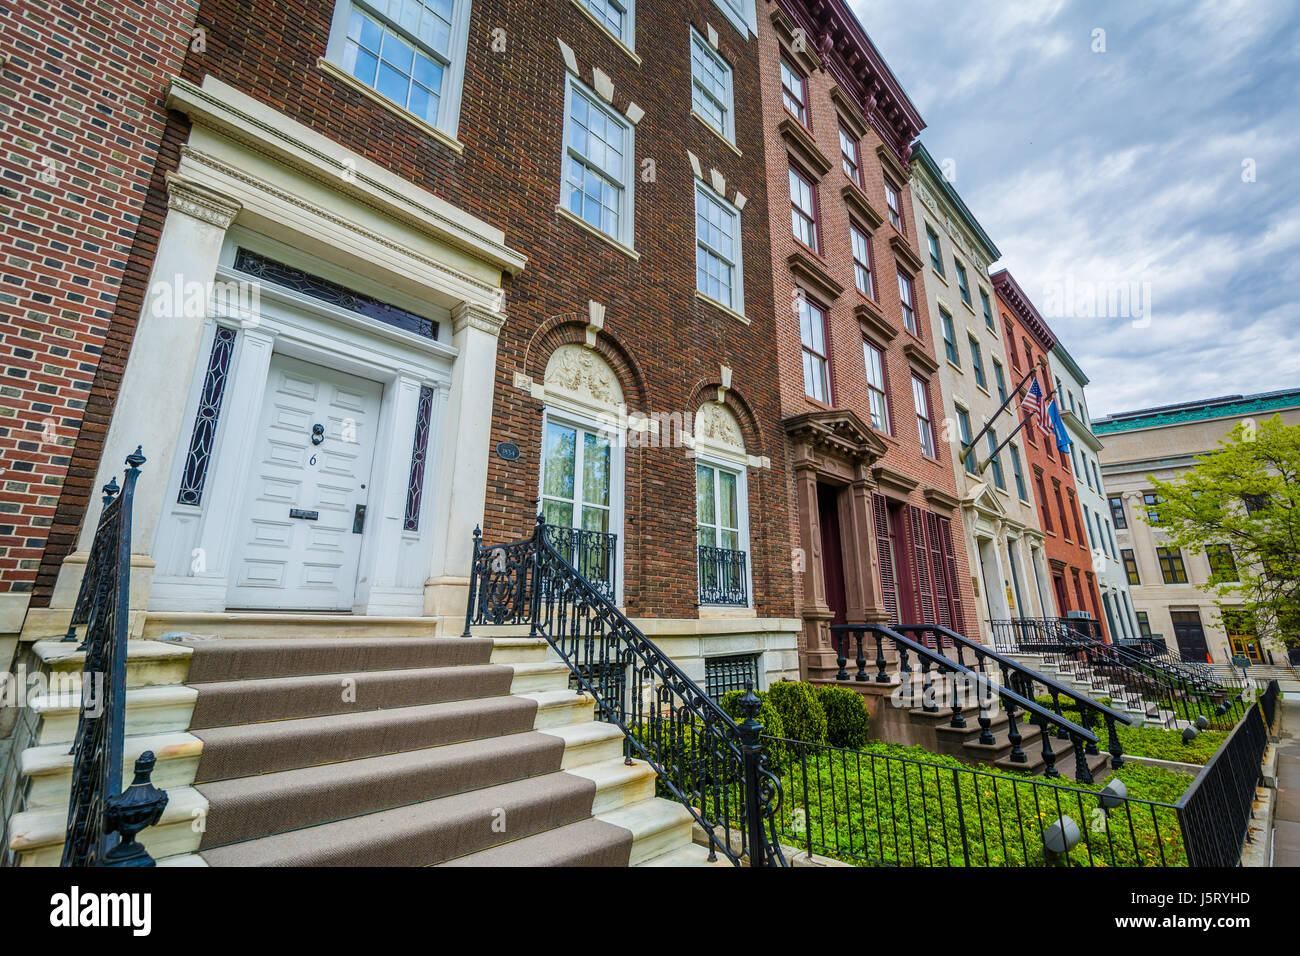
left=1145, top=415, right=1300, bottom=650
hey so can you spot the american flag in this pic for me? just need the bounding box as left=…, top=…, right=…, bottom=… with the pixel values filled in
left=1021, top=376, right=1045, bottom=418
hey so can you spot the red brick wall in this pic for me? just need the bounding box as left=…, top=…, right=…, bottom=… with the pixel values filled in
left=1000, top=295, right=1106, bottom=638
left=754, top=2, right=977, bottom=634
left=30, top=0, right=798, bottom=619
left=1, top=0, right=200, bottom=599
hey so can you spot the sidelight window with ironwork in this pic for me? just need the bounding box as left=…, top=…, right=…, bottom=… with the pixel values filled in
left=177, top=325, right=237, bottom=506
left=402, top=385, right=435, bottom=531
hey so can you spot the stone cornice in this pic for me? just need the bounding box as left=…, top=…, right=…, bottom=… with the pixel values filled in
left=784, top=408, right=887, bottom=464
left=841, top=181, right=884, bottom=230
left=779, top=117, right=835, bottom=178
left=165, top=172, right=242, bottom=228
left=855, top=301, right=896, bottom=342
left=903, top=341, right=940, bottom=375
left=788, top=249, right=844, bottom=303
left=773, top=0, right=925, bottom=166
left=992, top=269, right=1056, bottom=351
left=872, top=465, right=918, bottom=496
left=924, top=488, right=960, bottom=512
left=889, top=233, right=924, bottom=274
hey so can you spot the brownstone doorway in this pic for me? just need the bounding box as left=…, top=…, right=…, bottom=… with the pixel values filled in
left=817, top=483, right=847, bottom=628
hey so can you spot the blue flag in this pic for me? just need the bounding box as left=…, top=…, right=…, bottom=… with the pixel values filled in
left=1047, top=398, right=1071, bottom=453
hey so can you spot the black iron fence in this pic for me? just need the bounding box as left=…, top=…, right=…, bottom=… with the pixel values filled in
left=540, top=524, right=616, bottom=600
left=1175, top=682, right=1277, bottom=867
left=769, top=734, right=1182, bottom=866
left=697, top=544, right=748, bottom=607
left=61, top=448, right=169, bottom=867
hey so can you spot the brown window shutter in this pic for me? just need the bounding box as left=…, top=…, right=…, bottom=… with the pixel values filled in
left=872, top=493, right=899, bottom=625
left=925, top=510, right=954, bottom=643
left=939, top=516, right=967, bottom=638
left=908, top=505, right=935, bottom=631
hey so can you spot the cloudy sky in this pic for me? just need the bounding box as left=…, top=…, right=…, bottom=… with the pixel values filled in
left=852, top=0, right=1300, bottom=417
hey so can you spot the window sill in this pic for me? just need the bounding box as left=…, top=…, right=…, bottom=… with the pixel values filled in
left=930, top=266, right=948, bottom=285
left=317, top=58, right=465, bottom=154
left=696, top=290, right=749, bottom=325
left=692, top=111, right=741, bottom=156
left=555, top=205, right=640, bottom=260
left=960, top=297, right=977, bottom=316
left=946, top=358, right=962, bottom=375
left=567, top=0, right=642, bottom=64
left=974, top=383, right=991, bottom=398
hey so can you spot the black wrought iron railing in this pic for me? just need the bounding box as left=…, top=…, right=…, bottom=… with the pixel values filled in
left=772, top=734, right=1182, bottom=866
left=61, top=448, right=169, bottom=867
left=830, top=623, right=1101, bottom=781
left=464, top=518, right=786, bottom=867
left=697, top=544, right=748, bottom=607
left=1176, top=682, right=1277, bottom=866
left=989, top=618, right=1247, bottom=729
left=895, top=623, right=1133, bottom=777
left=540, top=523, right=616, bottom=601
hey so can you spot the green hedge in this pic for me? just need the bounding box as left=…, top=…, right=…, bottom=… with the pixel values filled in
left=816, top=684, right=871, bottom=749
left=766, top=680, right=828, bottom=745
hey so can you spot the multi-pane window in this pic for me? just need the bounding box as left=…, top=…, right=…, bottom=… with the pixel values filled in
left=850, top=223, right=874, bottom=298
left=1010, top=443, right=1027, bottom=499
left=690, top=29, right=734, bottom=142
left=1056, top=485, right=1070, bottom=541
left=1109, top=494, right=1127, bottom=529
left=798, top=296, right=830, bottom=403
left=695, top=182, right=742, bottom=312
left=912, top=376, right=936, bottom=458
left=940, top=308, right=959, bottom=365
left=789, top=166, right=818, bottom=251
left=1157, top=546, right=1188, bottom=584
left=1121, top=548, right=1140, bottom=585
left=863, top=341, right=890, bottom=433
left=1006, top=325, right=1020, bottom=368
left=562, top=78, right=632, bottom=244
left=986, top=429, right=1005, bottom=490
left=956, top=407, right=976, bottom=474
left=1207, top=543, right=1238, bottom=581
left=955, top=259, right=971, bottom=305
left=1136, top=611, right=1153, bottom=639
left=541, top=419, right=614, bottom=535
left=577, top=0, right=632, bottom=44
left=926, top=227, right=943, bottom=274
left=1243, top=493, right=1269, bottom=514
left=780, top=58, right=807, bottom=124
left=1084, top=504, right=1096, bottom=550
left=1091, top=460, right=1101, bottom=491
left=980, top=289, right=994, bottom=329
left=1036, top=473, right=1053, bottom=532
left=1069, top=491, right=1084, bottom=542
left=993, top=358, right=1006, bottom=403
left=898, top=270, right=917, bottom=334
left=712, top=0, right=756, bottom=36
left=839, top=125, right=861, bottom=183
left=1105, top=519, right=1118, bottom=556
left=884, top=179, right=903, bottom=231
left=336, top=0, right=468, bottom=135
left=969, top=335, right=986, bottom=389
left=696, top=463, right=741, bottom=551
left=1143, top=492, right=1160, bottom=522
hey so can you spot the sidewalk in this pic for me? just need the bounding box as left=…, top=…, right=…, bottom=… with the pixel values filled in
left=1271, top=686, right=1300, bottom=866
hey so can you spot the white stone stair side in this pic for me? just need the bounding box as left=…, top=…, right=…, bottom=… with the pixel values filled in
left=9, top=786, right=209, bottom=867
left=31, top=639, right=193, bottom=690
left=30, top=684, right=198, bottom=746
left=20, top=731, right=203, bottom=809
left=598, top=797, right=697, bottom=867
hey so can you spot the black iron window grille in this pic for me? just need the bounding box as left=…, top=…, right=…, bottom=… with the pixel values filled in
left=233, top=248, right=440, bottom=340
left=697, top=544, right=748, bottom=606
left=705, top=653, right=759, bottom=699
left=540, top=523, right=616, bottom=600
left=177, top=325, right=237, bottom=506
left=403, top=385, right=435, bottom=531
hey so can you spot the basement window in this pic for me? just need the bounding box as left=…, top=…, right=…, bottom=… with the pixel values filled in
left=705, top=654, right=759, bottom=699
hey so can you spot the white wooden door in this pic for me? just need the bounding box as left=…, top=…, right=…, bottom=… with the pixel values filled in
left=227, top=354, right=382, bottom=611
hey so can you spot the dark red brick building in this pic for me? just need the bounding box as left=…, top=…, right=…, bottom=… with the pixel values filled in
left=994, top=269, right=1109, bottom=639
left=755, top=0, right=976, bottom=681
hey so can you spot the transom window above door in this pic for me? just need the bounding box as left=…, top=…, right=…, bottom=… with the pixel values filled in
left=328, top=0, right=471, bottom=139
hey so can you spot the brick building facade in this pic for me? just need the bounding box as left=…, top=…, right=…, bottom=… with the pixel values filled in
left=0, top=0, right=201, bottom=631
left=756, top=0, right=975, bottom=681
left=15, top=0, right=804, bottom=686
left=994, top=269, right=1108, bottom=638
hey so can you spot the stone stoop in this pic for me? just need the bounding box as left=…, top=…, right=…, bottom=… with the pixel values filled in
left=5, top=623, right=716, bottom=868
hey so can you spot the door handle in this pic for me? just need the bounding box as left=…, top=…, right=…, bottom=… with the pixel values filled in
left=352, top=504, right=366, bottom=534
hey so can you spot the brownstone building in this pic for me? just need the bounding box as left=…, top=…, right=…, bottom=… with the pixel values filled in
left=755, top=0, right=976, bottom=682
left=994, top=269, right=1109, bottom=638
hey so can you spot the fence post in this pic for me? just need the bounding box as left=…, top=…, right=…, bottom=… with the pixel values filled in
left=738, top=682, right=770, bottom=867
left=952, top=768, right=971, bottom=867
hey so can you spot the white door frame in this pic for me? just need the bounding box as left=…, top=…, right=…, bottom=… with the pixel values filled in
left=149, top=230, right=456, bottom=615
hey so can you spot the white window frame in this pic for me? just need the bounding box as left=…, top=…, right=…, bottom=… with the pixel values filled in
left=694, top=454, right=752, bottom=608
left=560, top=73, right=636, bottom=249
left=695, top=179, right=744, bottom=315
left=324, top=0, right=473, bottom=140
left=690, top=27, right=735, bottom=143
left=538, top=405, right=626, bottom=604
left=711, top=0, right=757, bottom=37
left=575, top=0, right=635, bottom=49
